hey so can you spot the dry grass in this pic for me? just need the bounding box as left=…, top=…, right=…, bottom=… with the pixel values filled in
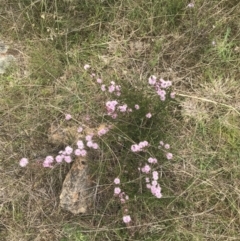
left=0, top=0, right=240, bottom=240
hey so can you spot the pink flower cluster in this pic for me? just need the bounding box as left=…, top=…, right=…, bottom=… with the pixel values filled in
left=105, top=100, right=133, bottom=119
left=131, top=141, right=149, bottom=152
left=97, top=127, right=109, bottom=136
left=146, top=179, right=162, bottom=199
left=85, top=134, right=99, bottom=149
left=75, top=140, right=87, bottom=156
left=43, top=155, right=57, bottom=167
left=99, top=80, right=121, bottom=97
left=141, top=157, right=162, bottom=198
left=19, top=124, right=110, bottom=168
left=158, top=141, right=173, bottom=160
left=114, top=178, right=129, bottom=203
left=106, top=100, right=119, bottom=119
left=85, top=66, right=121, bottom=96
left=148, top=75, right=175, bottom=101
left=113, top=177, right=131, bottom=224
left=106, top=100, right=118, bottom=113
left=43, top=145, right=74, bottom=167
left=107, top=81, right=121, bottom=96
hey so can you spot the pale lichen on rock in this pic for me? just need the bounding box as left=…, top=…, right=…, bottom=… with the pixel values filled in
left=59, top=156, right=93, bottom=214
left=0, top=42, right=16, bottom=74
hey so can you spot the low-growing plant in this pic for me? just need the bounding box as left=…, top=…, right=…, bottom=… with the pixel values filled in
left=19, top=64, right=176, bottom=226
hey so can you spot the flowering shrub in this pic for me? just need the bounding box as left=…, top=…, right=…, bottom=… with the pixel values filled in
left=19, top=64, right=175, bottom=225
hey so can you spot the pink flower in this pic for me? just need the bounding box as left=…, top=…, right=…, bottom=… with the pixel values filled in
left=160, top=79, right=168, bottom=88
left=131, top=141, right=149, bottom=152
left=131, top=144, right=140, bottom=152
left=65, top=114, right=72, bottom=120
left=85, top=135, right=93, bottom=141
left=118, top=104, right=128, bottom=112
left=145, top=177, right=150, bottom=183
left=123, top=215, right=131, bottom=223
left=142, top=141, right=149, bottom=147
left=164, top=144, right=170, bottom=149
left=160, top=95, right=166, bottom=101
left=77, top=127, right=83, bottom=133
left=55, top=155, right=63, bottom=163
left=115, top=85, right=121, bottom=91
left=101, top=84, right=106, bottom=91
left=119, top=192, right=125, bottom=199
left=146, top=113, right=152, bottom=118
left=166, top=80, right=172, bottom=87
left=43, top=162, right=52, bottom=168
left=64, top=155, right=72, bottom=163
left=152, top=180, right=158, bottom=186
left=77, top=140, right=84, bottom=149
left=161, top=80, right=172, bottom=88
left=43, top=155, right=54, bottom=167
left=87, top=141, right=94, bottom=148
left=187, top=3, right=194, bottom=8
left=146, top=183, right=151, bottom=189
left=138, top=141, right=149, bottom=149
left=155, top=192, right=162, bottom=198
left=74, top=149, right=81, bottom=156
left=152, top=171, right=159, bottom=180
left=159, top=141, right=164, bottom=146
left=114, top=187, right=121, bottom=195
left=152, top=158, right=158, bottom=163
left=65, top=146, right=73, bottom=155
left=45, top=156, right=54, bottom=163
left=96, top=78, right=102, bottom=83
left=19, top=158, right=28, bottom=167
left=151, top=184, right=162, bottom=198
left=166, top=152, right=173, bottom=160
left=84, top=64, right=90, bottom=70
left=157, top=89, right=165, bottom=95
left=134, top=104, right=140, bottom=110
left=98, top=128, right=109, bottom=136
left=114, top=178, right=120, bottom=184
left=141, top=164, right=151, bottom=173
left=170, top=92, right=176, bottom=99
left=108, top=85, right=115, bottom=93
left=148, top=75, right=157, bottom=85
left=106, top=100, right=118, bottom=113
left=148, top=157, right=157, bottom=164
left=75, top=149, right=87, bottom=157
left=92, top=143, right=99, bottom=149
left=80, top=149, right=87, bottom=157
